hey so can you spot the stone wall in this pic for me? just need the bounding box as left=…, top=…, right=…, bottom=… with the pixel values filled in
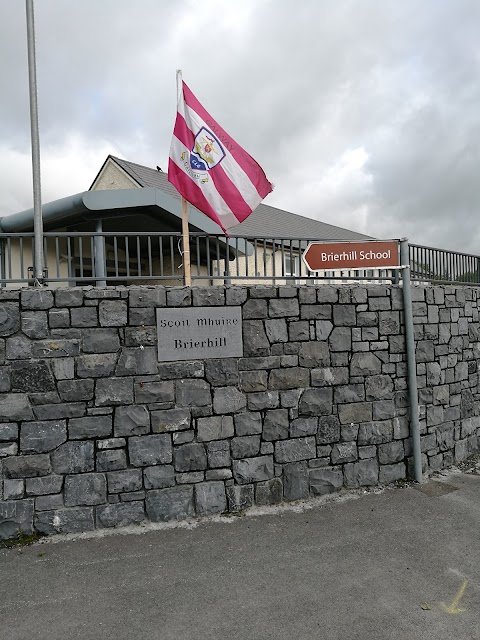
left=0, top=284, right=479, bottom=539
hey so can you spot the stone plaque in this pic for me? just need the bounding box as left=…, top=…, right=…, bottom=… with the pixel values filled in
left=157, top=307, right=243, bottom=362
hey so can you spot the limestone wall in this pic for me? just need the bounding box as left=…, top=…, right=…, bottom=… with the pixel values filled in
left=0, top=283, right=478, bottom=539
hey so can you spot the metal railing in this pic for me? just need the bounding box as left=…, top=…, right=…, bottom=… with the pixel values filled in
left=0, top=232, right=478, bottom=287
left=409, top=243, right=480, bottom=285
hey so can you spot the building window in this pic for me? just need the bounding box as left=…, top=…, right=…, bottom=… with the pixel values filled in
left=284, top=255, right=299, bottom=278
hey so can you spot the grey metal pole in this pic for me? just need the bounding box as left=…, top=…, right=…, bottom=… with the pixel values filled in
left=94, top=219, right=107, bottom=288
left=25, top=0, right=44, bottom=285
left=400, top=238, right=423, bottom=483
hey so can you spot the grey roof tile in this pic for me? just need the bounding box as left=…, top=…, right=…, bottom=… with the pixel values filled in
left=111, top=156, right=374, bottom=241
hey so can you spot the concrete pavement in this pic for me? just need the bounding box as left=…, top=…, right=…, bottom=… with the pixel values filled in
left=1, top=466, right=480, bottom=640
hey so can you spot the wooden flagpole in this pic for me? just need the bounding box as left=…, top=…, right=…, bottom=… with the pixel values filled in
left=177, top=69, right=191, bottom=287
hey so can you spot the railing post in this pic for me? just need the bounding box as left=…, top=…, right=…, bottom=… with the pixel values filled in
left=400, top=238, right=423, bottom=483
left=94, top=220, right=107, bottom=288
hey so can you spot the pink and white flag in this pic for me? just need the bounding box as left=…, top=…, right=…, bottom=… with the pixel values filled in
left=168, top=79, right=273, bottom=233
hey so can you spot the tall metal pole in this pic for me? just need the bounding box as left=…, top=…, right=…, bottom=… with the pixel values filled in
left=25, top=0, right=44, bottom=285
left=400, top=238, right=423, bottom=483
left=94, top=219, right=107, bottom=288
left=176, top=69, right=191, bottom=287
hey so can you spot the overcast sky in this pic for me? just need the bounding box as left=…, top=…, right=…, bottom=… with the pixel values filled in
left=1, top=0, right=479, bottom=252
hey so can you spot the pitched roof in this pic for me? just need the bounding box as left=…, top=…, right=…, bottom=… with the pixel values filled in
left=109, top=156, right=374, bottom=241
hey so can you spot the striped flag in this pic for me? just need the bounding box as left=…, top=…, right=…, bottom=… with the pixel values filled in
left=168, top=79, right=273, bottom=233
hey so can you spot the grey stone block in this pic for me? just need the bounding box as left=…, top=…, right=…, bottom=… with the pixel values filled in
left=129, top=287, right=166, bottom=307
left=96, top=378, right=133, bottom=406
left=268, top=367, right=309, bottom=390
left=283, top=461, right=309, bottom=500
left=157, top=360, right=204, bottom=379
left=316, top=320, right=333, bottom=341
left=379, top=462, right=406, bottom=483
left=275, top=437, right=316, bottom=463
left=290, top=417, right=318, bottom=438
left=333, top=305, right=356, bottom=326
left=48, top=309, right=70, bottom=329
left=174, top=443, right=207, bottom=472
left=70, top=307, right=98, bottom=327
left=6, top=335, right=33, bottom=359
left=231, top=435, right=261, bottom=459
left=25, top=475, right=63, bottom=496
left=331, top=442, right=358, bottom=464
left=34, top=507, right=94, bottom=534
left=21, top=289, right=54, bottom=310
left=232, top=414, right=262, bottom=439
left=192, top=288, right=225, bottom=306
left=206, top=468, right=232, bottom=480
left=334, top=384, right=365, bottom=404
left=269, top=299, right=299, bottom=318
left=82, top=329, right=120, bottom=353
left=20, top=420, right=67, bottom=453
left=143, top=465, right=175, bottom=489
left=350, top=352, right=382, bottom=376
left=115, top=347, right=157, bottom=376
left=69, top=415, right=112, bottom=439
left=205, top=359, right=239, bottom=386
left=176, top=472, right=204, bottom=484
left=195, top=481, right=226, bottom=515
left=0, top=423, right=18, bottom=441
left=32, top=339, right=80, bottom=358
left=373, top=400, right=396, bottom=421
left=55, top=289, right=83, bottom=307
left=51, top=357, right=74, bottom=380
left=146, top=485, right=195, bottom=522
left=344, top=459, right=379, bottom=487
left=96, top=501, right=145, bottom=528
left=255, top=478, right=283, bottom=505
left=309, top=466, right=343, bottom=495
left=129, top=308, right=155, bottom=326
left=129, top=434, right=172, bottom=467
left=115, top=405, right=150, bottom=436
left=0, top=303, right=20, bottom=337
left=33, top=402, right=85, bottom=421
left=338, top=402, right=373, bottom=424
left=365, top=375, right=394, bottom=400
left=301, top=304, right=331, bottom=320
left=289, top=321, right=310, bottom=341
left=57, top=379, right=94, bottom=402
left=206, top=441, right=231, bottom=468
left=232, top=455, right=274, bottom=484
left=329, top=327, right=352, bottom=352
left=77, top=354, right=117, bottom=378
left=64, top=473, right=106, bottom=506
left=35, top=494, right=64, bottom=511
left=243, top=299, right=267, bottom=319
left=358, top=421, right=393, bottom=445
left=21, top=311, right=49, bottom=339
left=226, top=287, right=248, bottom=305
left=226, top=484, right=254, bottom=512
left=298, top=342, right=330, bottom=367
left=213, top=387, right=246, bottom=414
left=242, top=320, right=270, bottom=356
left=197, top=415, right=234, bottom=441
left=416, top=341, right=435, bottom=362
left=107, top=469, right=143, bottom=493
left=265, top=319, right=288, bottom=343
left=0, top=499, right=34, bottom=540
left=173, top=430, right=194, bottom=445
left=96, top=449, right=127, bottom=472
left=99, top=300, right=127, bottom=326
left=11, top=360, right=55, bottom=393
left=51, top=441, right=95, bottom=474
left=0, top=442, right=17, bottom=457
left=134, top=381, right=174, bottom=404
left=176, top=379, right=211, bottom=407
left=3, top=454, right=51, bottom=479
left=151, top=408, right=190, bottom=433
left=124, top=326, right=157, bottom=347
left=263, top=409, right=289, bottom=441
left=299, top=388, right=333, bottom=417
left=239, top=370, right=268, bottom=392
left=311, top=367, right=349, bottom=387
left=3, top=479, right=24, bottom=500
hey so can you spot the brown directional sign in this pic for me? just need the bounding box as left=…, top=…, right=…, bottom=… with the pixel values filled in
left=303, top=240, right=400, bottom=272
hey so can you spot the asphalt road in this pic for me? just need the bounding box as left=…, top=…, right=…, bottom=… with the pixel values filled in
left=1, top=468, right=480, bottom=640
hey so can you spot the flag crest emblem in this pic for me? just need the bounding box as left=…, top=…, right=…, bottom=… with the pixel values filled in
left=190, top=127, right=225, bottom=172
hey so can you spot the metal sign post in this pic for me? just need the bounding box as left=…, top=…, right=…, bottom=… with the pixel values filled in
left=400, top=238, right=423, bottom=483
left=25, top=0, right=45, bottom=285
